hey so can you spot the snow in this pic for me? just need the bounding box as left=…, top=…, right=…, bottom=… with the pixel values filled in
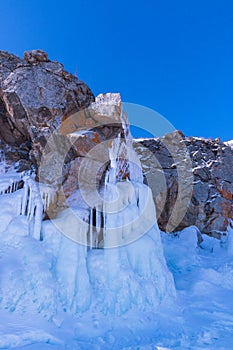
left=0, top=132, right=233, bottom=348
left=224, top=140, right=233, bottom=149
left=1, top=195, right=233, bottom=348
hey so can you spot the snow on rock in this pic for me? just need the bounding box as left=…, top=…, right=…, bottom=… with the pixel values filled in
left=224, top=140, right=233, bottom=149
left=134, top=134, right=233, bottom=235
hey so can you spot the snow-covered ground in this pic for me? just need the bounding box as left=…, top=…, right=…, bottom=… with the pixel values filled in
left=0, top=174, right=233, bottom=349
left=1, top=221, right=233, bottom=349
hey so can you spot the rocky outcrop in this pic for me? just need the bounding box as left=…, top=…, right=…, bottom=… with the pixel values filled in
left=40, top=93, right=133, bottom=217
left=0, top=50, right=134, bottom=220
left=134, top=133, right=233, bottom=236
left=0, top=50, right=233, bottom=236
left=0, top=49, right=95, bottom=170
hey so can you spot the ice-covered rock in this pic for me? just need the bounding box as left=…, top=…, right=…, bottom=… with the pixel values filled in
left=0, top=91, right=176, bottom=319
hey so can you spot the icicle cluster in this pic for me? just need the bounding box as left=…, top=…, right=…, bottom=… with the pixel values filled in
left=87, top=102, right=149, bottom=248
left=0, top=173, right=23, bottom=195
left=39, top=183, right=56, bottom=211
left=0, top=96, right=176, bottom=315
left=0, top=167, right=56, bottom=241
left=20, top=176, right=44, bottom=240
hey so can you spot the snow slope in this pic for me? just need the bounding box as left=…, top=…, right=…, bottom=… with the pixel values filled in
left=0, top=172, right=233, bottom=349
left=1, top=223, right=233, bottom=349
left=0, top=198, right=233, bottom=348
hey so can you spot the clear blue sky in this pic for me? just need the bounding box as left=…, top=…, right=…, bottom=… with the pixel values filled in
left=1, top=0, right=232, bottom=140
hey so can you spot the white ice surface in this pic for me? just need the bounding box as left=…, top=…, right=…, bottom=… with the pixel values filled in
left=0, top=196, right=233, bottom=349
left=0, top=172, right=233, bottom=348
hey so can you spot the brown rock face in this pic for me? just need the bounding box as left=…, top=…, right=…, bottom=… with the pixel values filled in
left=134, top=133, right=233, bottom=236
left=0, top=50, right=95, bottom=170
left=39, top=93, right=134, bottom=218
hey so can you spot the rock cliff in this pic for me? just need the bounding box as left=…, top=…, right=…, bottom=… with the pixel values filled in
left=0, top=50, right=232, bottom=236
left=134, top=133, right=233, bottom=236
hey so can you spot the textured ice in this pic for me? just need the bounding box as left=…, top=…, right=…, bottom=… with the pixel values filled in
left=0, top=172, right=22, bottom=195
left=0, top=165, right=177, bottom=348
left=42, top=183, right=176, bottom=315
left=1, top=125, right=233, bottom=348
left=0, top=171, right=53, bottom=240
left=0, top=207, right=233, bottom=348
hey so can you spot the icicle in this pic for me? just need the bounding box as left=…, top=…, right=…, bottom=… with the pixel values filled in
left=0, top=150, right=6, bottom=174
left=0, top=173, right=23, bottom=196
left=33, top=200, right=43, bottom=240
left=21, top=178, right=29, bottom=215
left=82, top=218, right=88, bottom=248
left=89, top=208, right=93, bottom=249
left=96, top=209, right=101, bottom=234
left=20, top=176, right=44, bottom=240
left=27, top=184, right=33, bottom=220
left=16, top=195, right=22, bottom=216
left=39, top=183, right=56, bottom=211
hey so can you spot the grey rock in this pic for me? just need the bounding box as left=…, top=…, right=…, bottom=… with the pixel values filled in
left=0, top=50, right=95, bottom=167
left=134, top=133, right=233, bottom=235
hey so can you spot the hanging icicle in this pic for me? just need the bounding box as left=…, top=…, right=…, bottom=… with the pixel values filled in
left=39, top=183, right=56, bottom=211
left=89, top=208, right=93, bottom=249
left=0, top=150, right=6, bottom=175
left=0, top=172, right=23, bottom=195
left=20, top=176, right=43, bottom=240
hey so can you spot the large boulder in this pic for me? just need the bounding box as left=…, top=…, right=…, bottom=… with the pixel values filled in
left=0, top=49, right=95, bottom=169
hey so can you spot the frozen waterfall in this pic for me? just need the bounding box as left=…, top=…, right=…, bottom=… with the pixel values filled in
left=0, top=99, right=176, bottom=317
left=50, top=108, right=176, bottom=314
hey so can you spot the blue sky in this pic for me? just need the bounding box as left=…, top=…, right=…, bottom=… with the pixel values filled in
left=1, top=0, right=232, bottom=140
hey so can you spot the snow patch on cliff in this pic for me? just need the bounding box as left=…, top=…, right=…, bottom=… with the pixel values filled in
left=224, top=140, right=233, bottom=149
